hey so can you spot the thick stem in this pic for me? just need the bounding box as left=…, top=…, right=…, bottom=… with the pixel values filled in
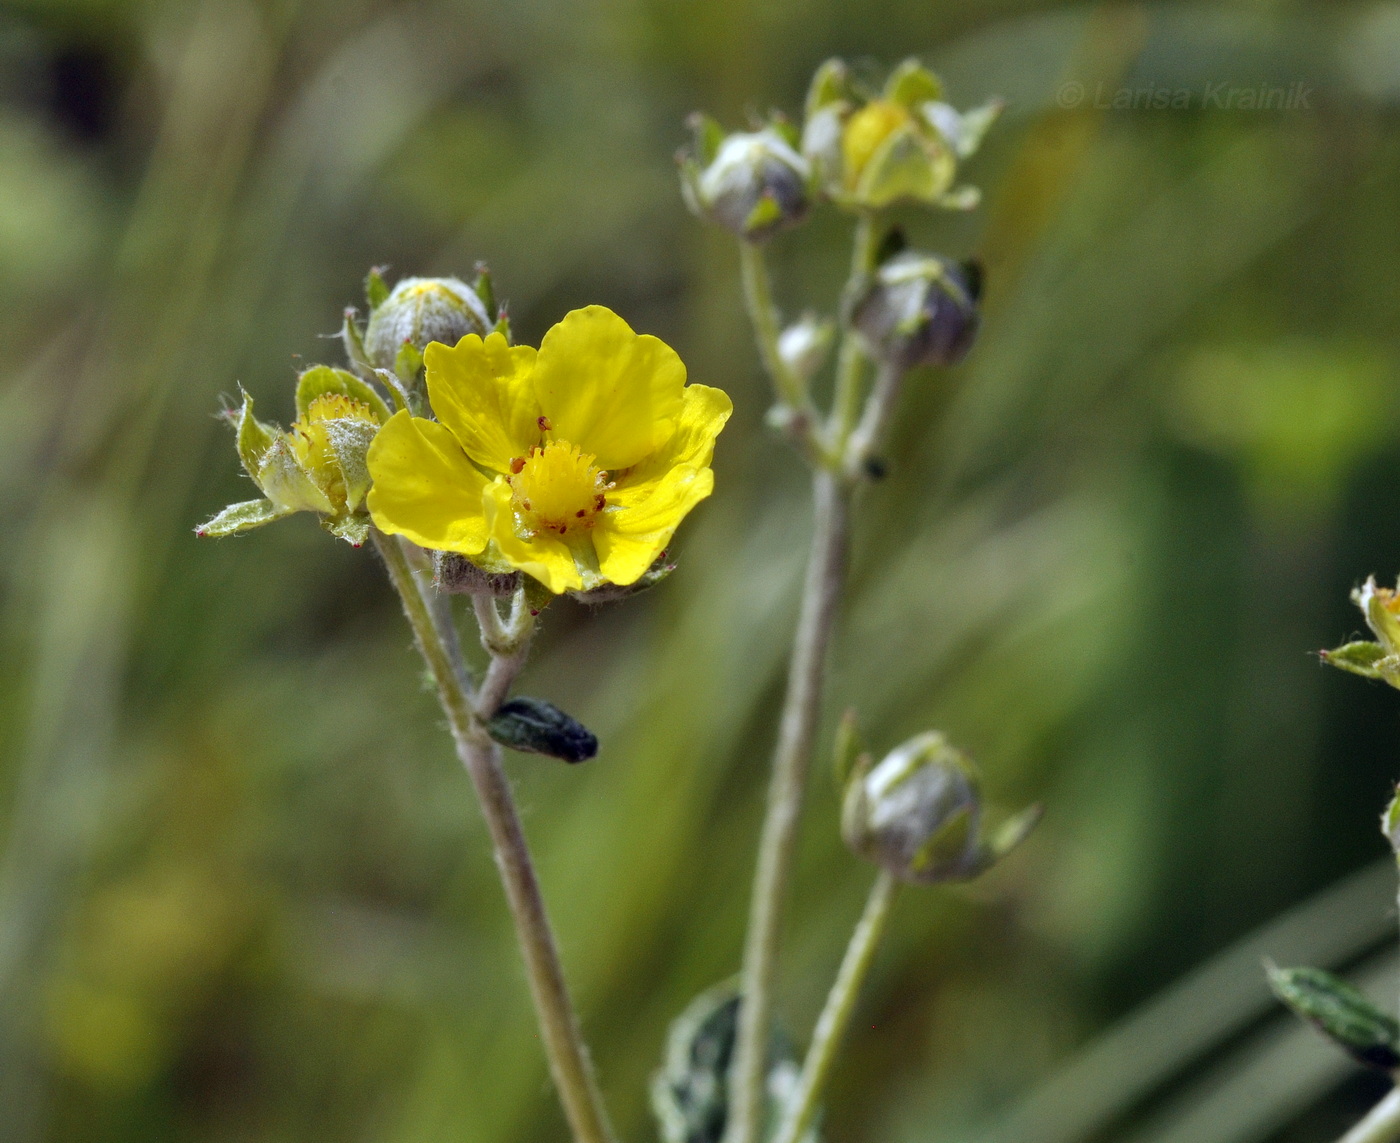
left=771, top=871, right=901, bottom=1143
left=373, top=531, right=617, bottom=1143
left=725, top=469, right=851, bottom=1143
left=1339, top=1087, right=1400, bottom=1143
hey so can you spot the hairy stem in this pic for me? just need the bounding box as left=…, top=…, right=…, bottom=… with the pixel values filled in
left=1339, top=1087, right=1400, bottom=1143
left=843, top=360, right=905, bottom=477
left=725, top=468, right=851, bottom=1143
left=373, top=531, right=617, bottom=1143
left=771, top=871, right=901, bottom=1143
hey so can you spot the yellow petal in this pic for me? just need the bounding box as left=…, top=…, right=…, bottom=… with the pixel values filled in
left=424, top=332, right=541, bottom=472
left=594, top=464, right=714, bottom=585
left=609, top=383, right=732, bottom=508
left=533, top=306, right=685, bottom=470
left=366, top=411, right=491, bottom=553
left=482, top=480, right=588, bottom=593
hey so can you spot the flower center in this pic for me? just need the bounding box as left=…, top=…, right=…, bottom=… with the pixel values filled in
left=842, top=99, right=913, bottom=185
left=508, top=441, right=610, bottom=535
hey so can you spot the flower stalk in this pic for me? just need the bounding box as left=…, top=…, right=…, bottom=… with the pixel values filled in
left=772, top=870, right=901, bottom=1143
left=372, top=529, right=617, bottom=1143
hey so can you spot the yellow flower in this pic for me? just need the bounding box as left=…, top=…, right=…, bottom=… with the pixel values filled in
left=366, top=306, right=732, bottom=594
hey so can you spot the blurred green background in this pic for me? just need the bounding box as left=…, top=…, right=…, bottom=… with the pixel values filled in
left=4, top=1, right=1400, bottom=1141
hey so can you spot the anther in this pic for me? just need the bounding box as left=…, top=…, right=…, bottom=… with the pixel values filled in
left=537, top=416, right=552, bottom=432
left=510, top=456, right=526, bottom=474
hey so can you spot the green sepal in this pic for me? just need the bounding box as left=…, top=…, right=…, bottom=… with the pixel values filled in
left=472, top=264, right=496, bottom=322
left=372, top=367, right=412, bottom=413
left=322, top=514, right=371, bottom=548
left=365, top=266, right=390, bottom=310
left=486, top=697, right=598, bottom=764
left=804, top=58, right=851, bottom=119
left=1356, top=578, right=1400, bottom=653
left=908, top=803, right=976, bottom=878
left=340, top=309, right=377, bottom=382
left=566, top=556, right=675, bottom=604
left=195, top=498, right=294, bottom=537
left=933, top=98, right=1002, bottom=158
left=233, top=389, right=279, bottom=480
left=493, top=311, right=512, bottom=342
left=1267, top=964, right=1400, bottom=1071
left=883, top=58, right=942, bottom=107
left=854, top=123, right=953, bottom=208
left=256, top=437, right=335, bottom=514
left=295, top=364, right=392, bottom=424
left=768, top=113, right=800, bottom=150
left=1321, top=641, right=1387, bottom=679
left=743, top=192, right=785, bottom=238
left=394, top=340, right=424, bottom=387
left=522, top=574, right=554, bottom=616
left=961, top=803, right=1044, bottom=878
left=832, top=708, right=864, bottom=787
left=686, top=111, right=726, bottom=167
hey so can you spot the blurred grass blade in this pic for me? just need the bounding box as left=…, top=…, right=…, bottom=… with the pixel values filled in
left=976, top=860, right=1396, bottom=1143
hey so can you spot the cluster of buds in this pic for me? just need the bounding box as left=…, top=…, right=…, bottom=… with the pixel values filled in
left=840, top=730, right=1039, bottom=884
left=680, top=56, right=999, bottom=241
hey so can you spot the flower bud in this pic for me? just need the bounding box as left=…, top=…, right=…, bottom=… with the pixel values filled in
left=777, top=314, right=836, bottom=382
left=851, top=251, right=980, bottom=369
left=842, top=732, right=983, bottom=883
left=363, top=275, right=492, bottom=377
left=486, top=696, right=598, bottom=764
left=680, top=116, right=811, bottom=242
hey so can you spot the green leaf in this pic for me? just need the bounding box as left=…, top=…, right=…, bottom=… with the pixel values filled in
left=295, top=364, right=392, bottom=424
left=322, top=514, right=370, bottom=547
left=195, top=498, right=293, bottom=537
left=233, top=389, right=279, bottom=482
left=1321, top=640, right=1387, bottom=679
left=1266, top=964, right=1400, bottom=1071
left=486, top=697, right=598, bottom=763
left=883, top=58, right=942, bottom=107
left=652, top=981, right=819, bottom=1143
left=364, top=265, right=389, bottom=309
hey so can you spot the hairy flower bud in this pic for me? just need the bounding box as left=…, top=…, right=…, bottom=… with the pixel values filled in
left=842, top=732, right=982, bottom=883
left=363, top=275, right=492, bottom=375
left=852, top=251, right=980, bottom=369
left=842, top=731, right=1039, bottom=884
left=1322, top=576, right=1400, bottom=689
left=680, top=116, right=811, bottom=242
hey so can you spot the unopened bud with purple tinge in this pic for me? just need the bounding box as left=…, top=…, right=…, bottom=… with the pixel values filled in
left=852, top=252, right=981, bottom=370
left=680, top=115, right=812, bottom=242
